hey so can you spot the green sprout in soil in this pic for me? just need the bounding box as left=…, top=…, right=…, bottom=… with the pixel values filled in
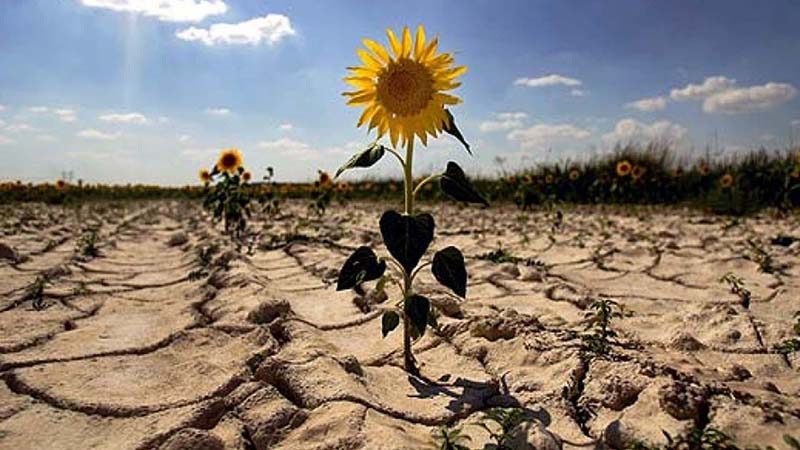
left=720, top=272, right=751, bottom=308
left=581, top=298, right=623, bottom=357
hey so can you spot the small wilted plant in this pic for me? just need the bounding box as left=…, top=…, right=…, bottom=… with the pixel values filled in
left=746, top=239, right=775, bottom=274
left=581, top=298, right=622, bottom=357
left=259, top=166, right=282, bottom=217
left=720, top=272, right=751, bottom=308
left=202, top=148, right=253, bottom=247
left=335, top=25, right=487, bottom=375
left=308, top=170, right=334, bottom=217
left=477, top=243, right=547, bottom=268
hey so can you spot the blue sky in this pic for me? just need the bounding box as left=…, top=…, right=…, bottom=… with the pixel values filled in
left=1, top=0, right=799, bottom=184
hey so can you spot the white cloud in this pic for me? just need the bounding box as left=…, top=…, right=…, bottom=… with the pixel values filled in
left=205, top=107, right=231, bottom=116
left=37, top=135, right=58, bottom=142
left=176, top=14, right=295, bottom=46
left=514, top=74, right=582, bottom=88
left=178, top=134, right=191, bottom=143
left=702, top=82, right=797, bottom=114
left=479, top=112, right=528, bottom=133
left=0, top=105, right=5, bottom=112
left=625, top=96, right=667, bottom=112
left=792, top=119, right=800, bottom=128
left=601, top=118, right=688, bottom=147
left=6, top=123, right=35, bottom=133
left=181, top=147, right=217, bottom=162
left=77, top=129, right=120, bottom=140
left=158, top=116, right=169, bottom=123
left=278, top=123, right=294, bottom=131
left=258, top=137, right=318, bottom=160
left=0, top=135, right=14, bottom=145
left=507, top=123, right=591, bottom=149
left=570, top=89, right=586, bottom=97
left=29, top=106, right=49, bottom=113
left=54, top=108, right=78, bottom=122
left=80, top=0, right=227, bottom=23
left=0, top=119, right=4, bottom=127
left=99, top=112, right=149, bottom=124
left=670, top=76, right=737, bottom=101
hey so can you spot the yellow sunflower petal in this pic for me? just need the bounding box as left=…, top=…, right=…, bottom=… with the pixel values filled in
left=414, top=25, right=426, bottom=60
left=357, top=49, right=381, bottom=70
left=386, top=28, right=402, bottom=58
left=440, top=65, right=468, bottom=80
left=363, top=39, right=390, bottom=63
left=344, top=76, right=375, bottom=90
left=401, top=26, right=412, bottom=58
left=346, top=91, right=376, bottom=105
left=434, top=93, right=461, bottom=105
left=346, top=66, right=377, bottom=77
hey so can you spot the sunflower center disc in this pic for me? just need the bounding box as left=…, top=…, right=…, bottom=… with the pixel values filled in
left=377, top=58, right=434, bottom=117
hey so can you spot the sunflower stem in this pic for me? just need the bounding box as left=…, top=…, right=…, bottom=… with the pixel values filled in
left=402, top=138, right=418, bottom=375
left=413, top=173, right=443, bottom=197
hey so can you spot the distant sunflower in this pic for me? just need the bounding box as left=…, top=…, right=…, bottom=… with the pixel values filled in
left=343, top=25, right=466, bottom=148
left=616, top=160, right=632, bottom=177
left=242, top=171, right=252, bottom=183
left=506, top=175, right=517, bottom=185
left=55, top=180, right=67, bottom=190
left=522, top=174, right=533, bottom=185
left=544, top=174, right=554, bottom=185
left=216, top=148, right=243, bottom=174
left=199, top=169, right=212, bottom=184
left=719, top=173, right=734, bottom=188
left=672, top=167, right=684, bottom=178
left=791, top=168, right=800, bottom=179
left=698, top=162, right=711, bottom=176
left=631, top=165, right=647, bottom=181
left=569, top=169, right=580, bottom=181
left=318, top=170, right=332, bottom=187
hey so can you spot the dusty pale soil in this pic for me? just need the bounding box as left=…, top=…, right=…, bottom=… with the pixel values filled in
left=0, top=200, right=798, bottom=450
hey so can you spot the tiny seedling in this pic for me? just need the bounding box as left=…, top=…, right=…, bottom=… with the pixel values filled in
left=188, top=244, right=220, bottom=281
left=774, top=311, right=800, bottom=355
left=746, top=239, right=775, bottom=274
left=26, top=276, right=49, bottom=311
left=476, top=408, right=531, bottom=450
left=477, top=243, right=547, bottom=269
left=581, top=298, right=623, bottom=357
left=720, top=272, right=751, bottom=308
left=76, top=229, right=100, bottom=258
left=431, top=426, right=472, bottom=450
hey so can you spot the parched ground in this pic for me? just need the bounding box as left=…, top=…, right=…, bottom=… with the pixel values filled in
left=0, top=200, right=798, bottom=450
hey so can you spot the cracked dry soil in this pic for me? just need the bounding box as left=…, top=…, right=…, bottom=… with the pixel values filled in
left=0, top=200, right=798, bottom=449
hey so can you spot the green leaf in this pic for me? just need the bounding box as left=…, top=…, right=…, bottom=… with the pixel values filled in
left=335, top=142, right=386, bottom=178
left=336, top=246, right=386, bottom=291
left=443, top=109, right=471, bottom=155
left=404, top=294, right=430, bottom=338
left=381, top=310, right=400, bottom=338
left=440, top=161, right=489, bottom=206
left=379, top=210, right=435, bottom=275
left=432, top=246, right=467, bottom=298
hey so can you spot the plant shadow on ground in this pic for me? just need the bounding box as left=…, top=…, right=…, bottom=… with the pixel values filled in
left=405, top=372, right=552, bottom=428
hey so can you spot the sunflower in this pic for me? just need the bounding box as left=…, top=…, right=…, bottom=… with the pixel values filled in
left=569, top=169, right=580, bottom=181
left=199, top=168, right=212, bottom=184
left=616, top=160, right=632, bottom=177
left=318, top=170, right=333, bottom=187
left=791, top=168, right=800, bottom=179
left=242, top=171, right=252, bottom=183
left=216, top=148, right=243, bottom=174
left=544, top=174, right=554, bottom=185
left=506, top=175, right=517, bottom=185
left=672, top=167, right=684, bottom=178
left=698, top=162, right=710, bottom=176
left=719, top=173, right=734, bottom=188
left=522, top=174, right=534, bottom=185
left=55, top=179, right=67, bottom=190
left=343, top=25, right=466, bottom=148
